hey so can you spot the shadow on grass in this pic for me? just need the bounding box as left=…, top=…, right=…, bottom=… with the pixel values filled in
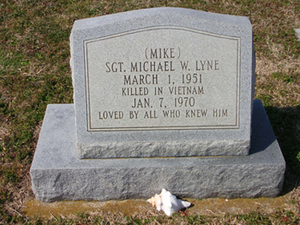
left=264, top=105, right=300, bottom=195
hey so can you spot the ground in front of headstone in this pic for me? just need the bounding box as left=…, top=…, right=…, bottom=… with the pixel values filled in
left=24, top=193, right=290, bottom=219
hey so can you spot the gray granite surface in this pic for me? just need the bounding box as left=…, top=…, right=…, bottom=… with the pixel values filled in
left=30, top=100, right=285, bottom=202
left=70, top=7, right=256, bottom=158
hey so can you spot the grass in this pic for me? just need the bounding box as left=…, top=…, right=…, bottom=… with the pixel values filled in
left=0, top=0, right=300, bottom=224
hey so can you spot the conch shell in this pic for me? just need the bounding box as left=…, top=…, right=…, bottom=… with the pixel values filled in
left=147, top=188, right=191, bottom=216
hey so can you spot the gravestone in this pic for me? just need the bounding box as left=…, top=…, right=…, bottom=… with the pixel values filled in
left=71, top=8, right=255, bottom=158
left=30, top=7, right=285, bottom=202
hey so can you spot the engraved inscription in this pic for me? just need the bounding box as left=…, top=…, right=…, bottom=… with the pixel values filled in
left=84, top=27, right=240, bottom=131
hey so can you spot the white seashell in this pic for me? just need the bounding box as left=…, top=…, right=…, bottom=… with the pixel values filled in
left=147, top=193, right=162, bottom=211
left=147, top=188, right=191, bottom=216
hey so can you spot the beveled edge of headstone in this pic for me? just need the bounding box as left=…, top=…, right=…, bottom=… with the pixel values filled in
left=70, top=7, right=255, bottom=158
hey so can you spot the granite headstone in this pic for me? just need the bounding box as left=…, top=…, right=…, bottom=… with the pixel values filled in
left=30, top=7, right=285, bottom=202
left=70, top=7, right=255, bottom=158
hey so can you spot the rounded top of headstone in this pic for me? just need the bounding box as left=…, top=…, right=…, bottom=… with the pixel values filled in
left=72, top=7, right=251, bottom=35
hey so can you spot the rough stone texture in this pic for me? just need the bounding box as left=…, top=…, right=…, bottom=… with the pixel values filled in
left=70, top=7, right=256, bottom=158
left=30, top=100, right=285, bottom=202
left=78, top=140, right=250, bottom=159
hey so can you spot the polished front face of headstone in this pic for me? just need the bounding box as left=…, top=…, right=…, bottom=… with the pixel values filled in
left=85, top=27, right=240, bottom=131
left=70, top=7, right=255, bottom=158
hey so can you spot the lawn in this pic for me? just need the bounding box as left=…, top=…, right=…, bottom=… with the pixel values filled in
left=0, top=0, right=299, bottom=224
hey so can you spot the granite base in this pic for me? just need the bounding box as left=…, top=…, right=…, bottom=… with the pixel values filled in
left=30, top=100, right=285, bottom=202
